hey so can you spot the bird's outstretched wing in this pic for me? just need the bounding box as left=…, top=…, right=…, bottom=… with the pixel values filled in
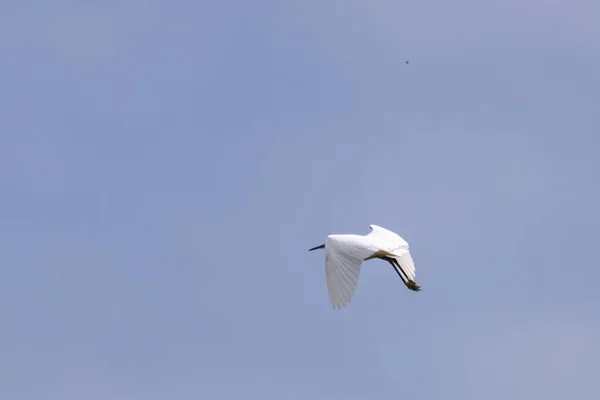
left=367, top=225, right=409, bottom=249
left=367, top=225, right=416, bottom=280
left=324, top=237, right=364, bottom=309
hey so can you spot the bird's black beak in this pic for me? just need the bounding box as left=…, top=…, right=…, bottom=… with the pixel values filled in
left=308, top=244, right=325, bottom=251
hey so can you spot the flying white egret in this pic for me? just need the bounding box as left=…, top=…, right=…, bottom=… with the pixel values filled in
left=309, top=224, right=420, bottom=309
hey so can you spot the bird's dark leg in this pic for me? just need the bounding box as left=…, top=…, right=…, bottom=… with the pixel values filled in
left=382, top=256, right=421, bottom=292
left=391, top=257, right=421, bottom=292
left=382, top=256, right=408, bottom=283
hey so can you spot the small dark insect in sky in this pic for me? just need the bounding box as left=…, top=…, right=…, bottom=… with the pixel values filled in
left=406, top=60, right=409, bottom=64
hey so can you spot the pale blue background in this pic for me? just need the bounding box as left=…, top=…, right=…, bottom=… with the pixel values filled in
left=1, top=1, right=599, bottom=399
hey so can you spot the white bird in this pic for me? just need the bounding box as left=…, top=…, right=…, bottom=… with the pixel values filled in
left=309, top=224, right=420, bottom=309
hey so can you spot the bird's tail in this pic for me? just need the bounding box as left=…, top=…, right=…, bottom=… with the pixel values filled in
left=391, top=251, right=416, bottom=281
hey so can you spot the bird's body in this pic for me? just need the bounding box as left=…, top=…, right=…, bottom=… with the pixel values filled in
left=309, top=225, right=420, bottom=309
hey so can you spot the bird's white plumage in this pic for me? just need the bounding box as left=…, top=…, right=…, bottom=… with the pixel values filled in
left=320, top=225, right=417, bottom=309
left=366, top=224, right=409, bottom=250
left=324, top=235, right=376, bottom=309
left=366, top=225, right=416, bottom=281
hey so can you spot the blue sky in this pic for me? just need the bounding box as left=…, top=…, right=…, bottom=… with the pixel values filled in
left=1, top=1, right=599, bottom=399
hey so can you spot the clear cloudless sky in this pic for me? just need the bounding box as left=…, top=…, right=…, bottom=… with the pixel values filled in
left=1, top=1, right=599, bottom=399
